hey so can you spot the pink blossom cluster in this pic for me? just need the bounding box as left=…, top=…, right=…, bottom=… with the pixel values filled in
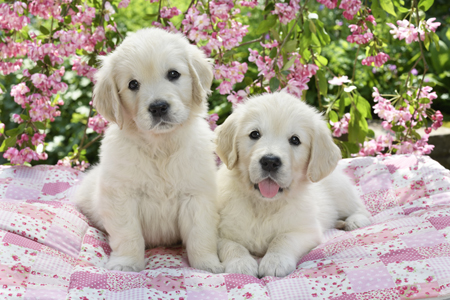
left=248, top=48, right=278, bottom=81
left=359, top=86, right=440, bottom=156
left=57, top=157, right=90, bottom=171
left=330, top=113, right=350, bottom=137
left=316, top=0, right=361, bottom=20
left=0, top=3, right=30, bottom=31
left=0, top=0, right=114, bottom=166
left=272, top=0, right=300, bottom=25
left=72, top=56, right=97, bottom=82
left=387, top=18, right=441, bottom=44
left=362, top=52, right=390, bottom=67
left=347, top=16, right=376, bottom=44
left=181, top=6, right=248, bottom=55
left=315, top=0, right=338, bottom=9
left=160, top=7, right=181, bottom=19
left=227, top=88, right=249, bottom=107
left=88, top=114, right=109, bottom=134
left=3, top=147, right=44, bottom=165
left=239, top=0, right=258, bottom=8
left=206, top=113, right=219, bottom=131
left=283, top=55, right=319, bottom=98
left=28, top=0, right=65, bottom=20
left=339, top=0, right=361, bottom=20
left=215, top=62, right=248, bottom=95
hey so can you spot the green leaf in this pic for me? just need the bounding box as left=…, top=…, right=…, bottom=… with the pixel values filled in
left=44, top=55, right=52, bottom=65
left=348, top=107, right=368, bottom=143
left=269, top=48, right=277, bottom=59
left=317, top=70, right=328, bottom=97
left=419, top=97, right=431, bottom=104
left=0, top=140, right=5, bottom=152
left=20, top=114, right=30, bottom=121
left=256, top=15, right=277, bottom=35
left=418, top=0, right=434, bottom=11
left=430, top=31, right=440, bottom=52
left=262, top=2, right=275, bottom=15
left=5, top=128, right=20, bottom=137
left=5, top=137, right=17, bottom=149
left=371, top=0, right=385, bottom=19
left=380, top=0, right=396, bottom=16
left=244, top=76, right=253, bottom=86
left=343, top=141, right=360, bottom=154
left=316, top=55, right=328, bottom=66
left=34, top=122, right=46, bottom=130
left=40, top=25, right=50, bottom=35
left=356, top=96, right=372, bottom=119
left=282, top=57, right=296, bottom=71
left=64, top=15, right=72, bottom=24
left=424, top=33, right=431, bottom=51
left=394, top=1, right=410, bottom=13
left=391, top=125, right=405, bottom=132
left=329, top=110, right=338, bottom=123
left=269, top=77, right=280, bottom=92
left=309, top=20, right=316, bottom=34
left=284, top=40, right=297, bottom=53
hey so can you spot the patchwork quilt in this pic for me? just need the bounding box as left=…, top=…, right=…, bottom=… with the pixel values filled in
left=0, top=155, right=449, bottom=299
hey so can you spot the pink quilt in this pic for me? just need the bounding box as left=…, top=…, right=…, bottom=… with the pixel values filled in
left=0, top=155, right=449, bottom=299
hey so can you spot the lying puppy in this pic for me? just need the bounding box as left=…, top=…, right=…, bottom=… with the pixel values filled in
left=75, top=28, right=223, bottom=273
left=215, top=92, right=370, bottom=277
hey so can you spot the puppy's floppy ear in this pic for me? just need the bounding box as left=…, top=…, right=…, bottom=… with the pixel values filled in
left=215, top=112, right=239, bottom=170
left=307, top=118, right=342, bottom=182
left=188, top=45, right=213, bottom=104
left=93, top=55, right=124, bottom=129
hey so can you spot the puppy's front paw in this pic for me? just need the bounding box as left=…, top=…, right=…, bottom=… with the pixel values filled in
left=258, top=253, right=296, bottom=278
left=224, top=256, right=258, bottom=277
left=106, top=254, right=145, bottom=272
left=191, top=254, right=225, bottom=274
left=344, top=213, right=371, bottom=231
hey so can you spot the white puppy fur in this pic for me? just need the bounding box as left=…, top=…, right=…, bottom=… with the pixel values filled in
left=75, top=28, right=223, bottom=273
left=215, top=92, right=371, bottom=278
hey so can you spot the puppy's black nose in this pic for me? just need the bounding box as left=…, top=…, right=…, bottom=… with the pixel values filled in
left=149, top=100, right=170, bottom=117
left=260, top=155, right=282, bottom=172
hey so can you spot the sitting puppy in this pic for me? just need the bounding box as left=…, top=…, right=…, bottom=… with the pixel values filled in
left=215, top=92, right=370, bottom=277
left=75, top=28, right=223, bottom=273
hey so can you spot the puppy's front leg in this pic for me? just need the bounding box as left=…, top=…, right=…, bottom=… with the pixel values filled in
left=259, top=230, right=322, bottom=277
left=101, top=193, right=146, bottom=272
left=178, top=195, right=224, bottom=274
left=218, top=238, right=258, bottom=277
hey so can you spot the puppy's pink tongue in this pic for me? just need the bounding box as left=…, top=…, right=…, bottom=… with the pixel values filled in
left=258, top=178, right=279, bottom=198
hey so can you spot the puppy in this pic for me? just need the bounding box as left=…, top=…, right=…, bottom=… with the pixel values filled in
left=75, top=28, right=223, bottom=273
left=215, top=92, right=370, bottom=277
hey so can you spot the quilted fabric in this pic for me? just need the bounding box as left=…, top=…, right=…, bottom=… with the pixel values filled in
left=0, top=155, right=449, bottom=299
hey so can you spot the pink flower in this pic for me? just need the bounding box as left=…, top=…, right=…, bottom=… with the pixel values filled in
left=316, top=0, right=338, bottom=9
left=339, top=0, right=361, bottom=20
left=330, top=113, right=350, bottom=137
left=118, top=0, right=130, bottom=9
left=328, top=76, right=351, bottom=86
left=206, top=113, right=219, bottom=131
left=217, top=81, right=232, bottom=95
left=88, top=114, right=109, bottom=134
left=103, top=2, right=115, bottom=21
left=362, top=52, right=390, bottom=67
left=227, top=89, right=248, bottom=107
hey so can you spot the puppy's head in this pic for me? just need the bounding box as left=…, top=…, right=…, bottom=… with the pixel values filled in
left=93, top=28, right=213, bottom=133
left=215, top=92, right=341, bottom=201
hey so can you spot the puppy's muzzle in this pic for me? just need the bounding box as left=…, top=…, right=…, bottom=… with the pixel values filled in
left=260, top=155, right=282, bottom=173
left=149, top=100, right=170, bottom=118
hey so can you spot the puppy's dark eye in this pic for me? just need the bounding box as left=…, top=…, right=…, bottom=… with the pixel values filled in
left=249, top=130, right=261, bottom=140
left=289, top=135, right=301, bottom=146
left=128, top=80, right=139, bottom=91
left=167, top=70, right=180, bottom=81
